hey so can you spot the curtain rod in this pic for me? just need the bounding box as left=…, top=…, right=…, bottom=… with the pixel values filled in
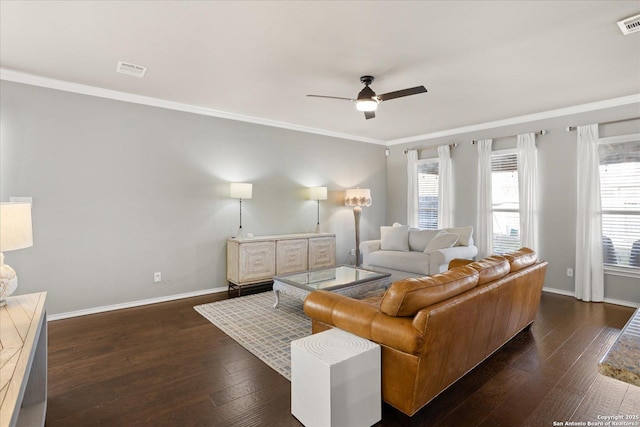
left=403, top=142, right=458, bottom=154
left=565, top=116, right=640, bottom=132
left=471, top=130, right=546, bottom=144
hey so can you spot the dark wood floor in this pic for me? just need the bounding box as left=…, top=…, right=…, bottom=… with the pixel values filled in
left=46, top=290, right=639, bottom=426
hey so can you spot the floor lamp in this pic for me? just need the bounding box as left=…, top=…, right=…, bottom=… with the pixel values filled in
left=309, top=186, right=327, bottom=233
left=345, top=188, right=371, bottom=267
left=230, top=182, right=252, bottom=239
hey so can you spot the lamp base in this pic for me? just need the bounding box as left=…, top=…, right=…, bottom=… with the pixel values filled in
left=235, top=227, right=250, bottom=239
left=353, top=206, right=362, bottom=267
left=0, top=261, right=18, bottom=306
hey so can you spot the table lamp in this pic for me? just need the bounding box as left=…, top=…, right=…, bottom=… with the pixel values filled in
left=345, top=188, right=371, bottom=266
left=0, top=202, right=33, bottom=306
left=230, top=183, right=253, bottom=239
left=309, top=186, right=327, bottom=233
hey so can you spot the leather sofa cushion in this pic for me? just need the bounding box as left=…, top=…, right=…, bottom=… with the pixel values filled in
left=504, top=247, right=537, bottom=272
left=465, top=255, right=510, bottom=285
left=368, top=250, right=431, bottom=275
left=380, top=266, right=479, bottom=317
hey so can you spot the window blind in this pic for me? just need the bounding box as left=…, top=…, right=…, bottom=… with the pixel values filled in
left=599, top=139, right=640, bottom=268
left=491, top=150, right=520, bottom=254
left=417, top=160, right=439, bottom=229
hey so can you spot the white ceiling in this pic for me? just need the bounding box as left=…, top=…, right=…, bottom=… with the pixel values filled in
left=1, top=1, right=639, bottom=144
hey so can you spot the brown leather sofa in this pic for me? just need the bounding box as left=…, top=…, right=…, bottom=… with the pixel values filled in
left=303, top=248, right=548, bottom=416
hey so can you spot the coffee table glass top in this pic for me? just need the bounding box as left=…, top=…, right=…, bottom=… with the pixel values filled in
left=274, top=265, right=390, bottom=291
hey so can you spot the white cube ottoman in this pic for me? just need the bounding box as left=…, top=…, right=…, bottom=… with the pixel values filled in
left=291, top=328, right=381, bottom=427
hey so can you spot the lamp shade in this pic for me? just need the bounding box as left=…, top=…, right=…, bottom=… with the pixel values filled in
left=345, top=188, right=372, bottom=207
left=230, top=183, right=253, bottom=199
left=0, top=203, right=33, bottom=252
left=309, top=187, right=328, bottom=201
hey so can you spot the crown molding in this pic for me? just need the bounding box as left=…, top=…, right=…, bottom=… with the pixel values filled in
left=386, top=93, right=640, bottom=146
left=0, top=68, right=385, bottom=145
left=2, top=69, right=638, bottom=147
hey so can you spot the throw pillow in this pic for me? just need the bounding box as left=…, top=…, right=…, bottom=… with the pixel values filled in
left=424, top=232, right=459, bottom=254
left=380, top=225, right=410, bottom=251
left=408, top=229, right=442, bottom=252
left=444, top=226, right=474, bottom=246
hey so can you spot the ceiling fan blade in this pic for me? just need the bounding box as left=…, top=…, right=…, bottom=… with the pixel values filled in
left=306, top=94, right=355, bottom=102
left=377, top=86, right=427, bottom=102
left=364, top=111, right=375, bottom=120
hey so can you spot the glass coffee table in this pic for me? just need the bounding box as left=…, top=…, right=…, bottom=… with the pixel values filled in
left=272, top=265, right=391, bottom=308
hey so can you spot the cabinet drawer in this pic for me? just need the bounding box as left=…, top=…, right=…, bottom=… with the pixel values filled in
left=277, top=239, right=308, bottom=274
left=238, top=241, right=276, bottom=283
left=309, top=237, right=336, bottom=269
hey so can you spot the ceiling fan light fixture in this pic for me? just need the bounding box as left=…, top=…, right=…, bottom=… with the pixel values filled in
left=356, top=99, right=378, bottom=112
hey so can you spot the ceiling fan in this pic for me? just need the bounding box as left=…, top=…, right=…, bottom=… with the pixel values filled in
left=307, top=75, right=427, bottom=120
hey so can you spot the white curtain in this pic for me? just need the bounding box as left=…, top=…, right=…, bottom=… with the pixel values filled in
left=517, top=133, right=538, bottom=253
left=575, top=124, right=604, bottom=302
left=476, top=139, right=493, bottom=258
left=437, top=145, right=453, bottom=228
left=407, top=149, right=418, bottom=228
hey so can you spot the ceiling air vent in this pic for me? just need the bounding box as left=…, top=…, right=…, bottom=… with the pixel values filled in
left=617, top=13, right=640, bottom=35
left=116, top=61, right=148, bottom=78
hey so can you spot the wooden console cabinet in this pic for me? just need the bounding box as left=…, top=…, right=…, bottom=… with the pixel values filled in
left=227, top=233, right=336, bottom=292
left=0, top=292, right=47, bottom=427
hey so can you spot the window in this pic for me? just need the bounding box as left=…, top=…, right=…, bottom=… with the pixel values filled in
left=492, top=149, right=520, bottom=254
left=599, top=135, right=640, bottom=270
left=417, top=159, right=439, bottom=229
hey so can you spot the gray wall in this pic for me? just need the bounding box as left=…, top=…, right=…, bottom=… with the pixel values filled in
left=0, top=81, right=387, bottom=315
left=386, top=102, right=640, bottom=305
left=3, top=80, right=638, bottom=314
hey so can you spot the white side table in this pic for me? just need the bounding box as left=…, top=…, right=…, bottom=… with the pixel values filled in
left=291, top=328, right=381, bottom=427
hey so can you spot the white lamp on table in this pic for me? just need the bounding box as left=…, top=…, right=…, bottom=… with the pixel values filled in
left=0, top=202, right=33, bottom=306
left=230, top=182, right=253, bottom=239
left=309, top=186, right=328, bottom=234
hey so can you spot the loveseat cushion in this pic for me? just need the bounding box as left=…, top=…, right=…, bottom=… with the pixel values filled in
left=424, top=232, right=459, bottom=253
left=444, top=226, right=474, bottom=246
left=380, top=266, right=479, bottom=317
left=368, top=250, right=431, bottom=275
left=408, top=229, right=442, bottom=252
left=380, top=225, right=410, bottom=251
left=464, top=255, right=510, bottom=285
left=504, top=247, right=537, bottom=272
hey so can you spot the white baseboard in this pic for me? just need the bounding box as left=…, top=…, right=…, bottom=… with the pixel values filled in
left=48, top=287, right=229, bottom=321
left=48, top=285, right=638, bottom=321
left=543, top=287, right=639, bottom=308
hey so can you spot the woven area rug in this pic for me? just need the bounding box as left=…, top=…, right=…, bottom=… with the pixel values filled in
left=194, top=291, right=310, bottom=381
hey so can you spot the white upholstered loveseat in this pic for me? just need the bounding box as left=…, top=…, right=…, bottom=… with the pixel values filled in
left=360, top=224, right=478, bottom=280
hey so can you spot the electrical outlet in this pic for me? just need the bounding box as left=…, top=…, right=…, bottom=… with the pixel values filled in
left=566, top=268, right=573, bottom=277
left=350, top=249, right=356, bottom=256
left=154, top=272, right=162, bottom=283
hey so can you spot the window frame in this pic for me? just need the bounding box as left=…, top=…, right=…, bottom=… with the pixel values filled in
left=416, top=157, right=439, bottom=230
left=491, top=148, right=521, bottom=255
left=598, top=132, right=640, bottom=279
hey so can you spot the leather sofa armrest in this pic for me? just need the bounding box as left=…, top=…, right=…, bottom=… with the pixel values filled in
left=360, top=240, right=381, bottom=268
left=429, top=245, right=479, bottom=274
left=304, top=290, right=424, bottom=355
